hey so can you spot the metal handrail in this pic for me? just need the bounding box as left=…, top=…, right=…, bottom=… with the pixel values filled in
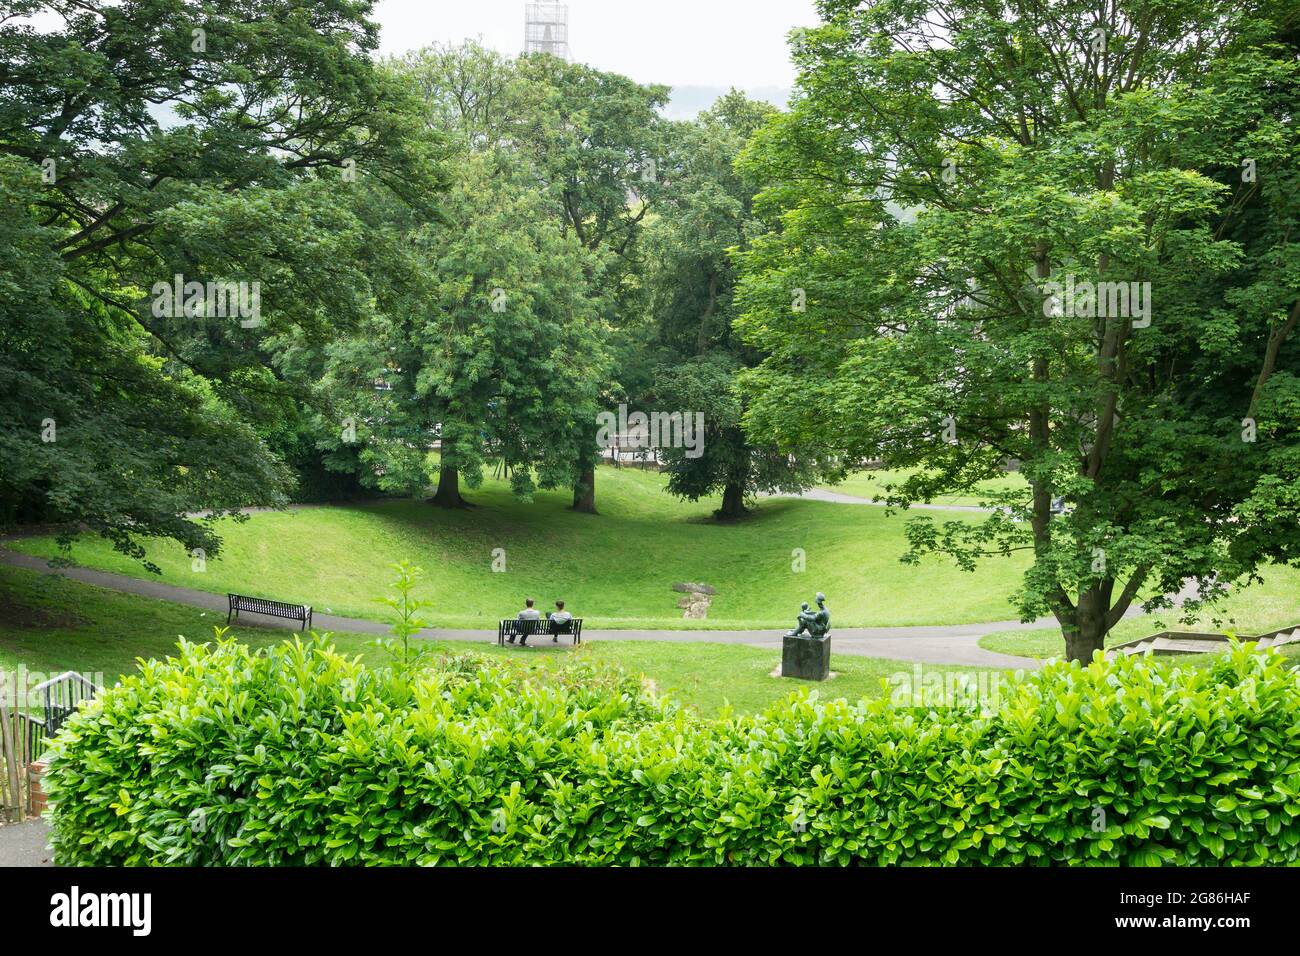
left=30, top=671, right=97, bottom=695
left=32, top=671, right=100, bottom=739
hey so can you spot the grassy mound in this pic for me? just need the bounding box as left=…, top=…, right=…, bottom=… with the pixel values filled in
left=9, top=466, right=1033, bottom=629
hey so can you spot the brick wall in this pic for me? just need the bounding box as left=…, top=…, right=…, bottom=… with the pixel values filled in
left=27, top=760, right=47, bottom=816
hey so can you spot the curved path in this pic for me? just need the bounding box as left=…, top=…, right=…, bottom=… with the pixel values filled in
left=0, top=547, right=1046, bottom=670
left=778, top=488, right=991, bottom=511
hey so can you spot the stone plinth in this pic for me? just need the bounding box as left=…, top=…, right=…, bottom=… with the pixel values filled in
left=781, top=634, right=831, bottom=681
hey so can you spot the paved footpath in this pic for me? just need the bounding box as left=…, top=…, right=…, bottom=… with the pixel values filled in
left=775, top=488, right=991, bottom=511
left=0, top=548, right=1047, bottom=669
left=0, top=819, right=52, bottom=867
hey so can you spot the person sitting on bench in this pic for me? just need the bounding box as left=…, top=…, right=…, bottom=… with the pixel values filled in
left=509, top=598, right=541, bottom=644
left=546, top=601, right=573, bottom=643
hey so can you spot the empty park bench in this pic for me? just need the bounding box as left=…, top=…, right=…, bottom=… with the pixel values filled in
left=227, top=593, right=313, bottom=631
left=498, top=618, right=584, bottom=647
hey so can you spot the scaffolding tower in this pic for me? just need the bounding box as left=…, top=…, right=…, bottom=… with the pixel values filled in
left=524, top=2, right=569, bottom=60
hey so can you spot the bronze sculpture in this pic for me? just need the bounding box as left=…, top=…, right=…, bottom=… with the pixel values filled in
left=785, top=592, right=830, bottom=639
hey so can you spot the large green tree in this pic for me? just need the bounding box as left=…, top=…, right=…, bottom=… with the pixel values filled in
left=0, top=155, right=288, bottom=568
left=323, top=49, right=610, bottom=507
left=381, top=152, right=604, bottom=507
left=509, top=53, right=670, bottom=513
left=646, top=92, right=820, bottom=518
left=0, top=0, right=444, bottom=565
left=384, top=43, right=665, bottom=513
left=736, top=0, right=1300, bottom=659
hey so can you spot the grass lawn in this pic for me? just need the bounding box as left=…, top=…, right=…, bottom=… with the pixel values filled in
left=820, top=467, right=1028, bottom=507
left=978, top=565, right=1300, bottom=659
left=0, top=564, right=1001, bottom=717
left=7, top=465, right=1033, bottom=630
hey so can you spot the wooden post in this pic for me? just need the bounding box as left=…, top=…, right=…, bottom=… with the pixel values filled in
left=0, top=703, right=25, bottom=821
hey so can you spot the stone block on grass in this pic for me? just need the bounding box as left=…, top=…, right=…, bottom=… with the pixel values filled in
left=781, top=634, right=830, bottom=681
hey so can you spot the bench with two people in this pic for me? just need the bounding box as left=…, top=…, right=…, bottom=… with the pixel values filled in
left=498, top=599, right=582, bottom=646
left=227, top=590, right=580, bottom=647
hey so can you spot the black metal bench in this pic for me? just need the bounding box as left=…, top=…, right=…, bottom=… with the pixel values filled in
left=498, top=618, right=583, bottom=646
left=227, top=593, right=313, bottom=631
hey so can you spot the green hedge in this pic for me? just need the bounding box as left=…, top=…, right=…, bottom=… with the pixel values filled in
left=44, top=637, right=1300, bottom=865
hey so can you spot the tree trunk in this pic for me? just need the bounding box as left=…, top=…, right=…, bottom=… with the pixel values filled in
left=1062, top=586, right=1109, bottom=662
left=716, top=481, right=747, bottom=519
left=571, top=464, right=597, bottom=514
left=1063, top=621, right=1107, bottom=663
left=431, top=465, right=467, bottom=508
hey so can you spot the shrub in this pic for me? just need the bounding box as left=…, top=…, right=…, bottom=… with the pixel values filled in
left=44, top=638, right=1300, bottom=865
left=44, top=637, right=664, bottom=865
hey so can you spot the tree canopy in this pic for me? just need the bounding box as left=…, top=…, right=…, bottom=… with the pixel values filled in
left=0, top=0, right=446, bottom=563
left=735, top=0, right=1300, bottom=658
left=4, top=0, right=1297, bottom=652
left=644, top=91, right=821, bottom=517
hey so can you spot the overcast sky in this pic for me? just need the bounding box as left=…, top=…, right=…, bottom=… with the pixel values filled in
left=373, top=0, right=821, bottom=90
